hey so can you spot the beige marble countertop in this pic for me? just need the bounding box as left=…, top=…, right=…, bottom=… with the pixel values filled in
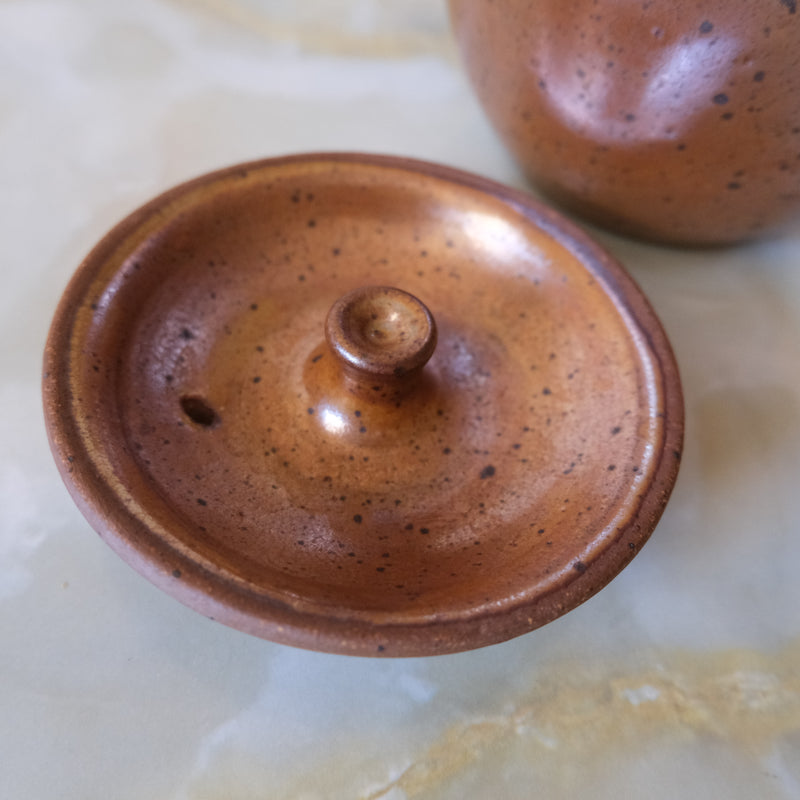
left=2, top=1, right=799, bottom=797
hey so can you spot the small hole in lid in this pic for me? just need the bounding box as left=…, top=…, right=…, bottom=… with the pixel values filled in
left=180, top=395, right=219, bottom=427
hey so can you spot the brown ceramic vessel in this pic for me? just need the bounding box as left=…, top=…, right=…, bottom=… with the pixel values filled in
left=449, top=0, right=800, bottom=246
left=43, top=153, right=683, bottom=656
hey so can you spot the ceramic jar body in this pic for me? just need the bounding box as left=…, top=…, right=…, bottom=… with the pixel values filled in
left=450, top=0, right=800, bottom=245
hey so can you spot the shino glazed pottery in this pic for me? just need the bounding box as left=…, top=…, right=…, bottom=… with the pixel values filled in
left=449, top=0, right=800, bottom=246
left=43, top=153, right=683, bottom=656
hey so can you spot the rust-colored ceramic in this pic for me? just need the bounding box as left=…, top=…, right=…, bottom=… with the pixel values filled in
left=449, top=0, right=800, bottom=245
left=43, top=153, right=683, bottom=656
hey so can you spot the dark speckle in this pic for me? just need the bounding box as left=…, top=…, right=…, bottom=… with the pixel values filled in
left=180, top=328, right=194, bottom=340
left=377, top=645, right=385, bottom=652
left=353, top=514, right=362, bottom=523
left=307, top=407, right=314, bottom=415
left=573, top=561, right=587, bottom=573
left=608, top=464, right=617, bottom=471
left=674, top=449, right=682, bottom=461
left=253, top=376, right=262, bottom=383
left=250, top=303, right=258, bottom=311
left=480, top=465, right=496, bottom=479
left=611, top=426, right=622, bottom=435
left=754, top=70, right=766, bottom=82
left=781, top=0, right=796, bottom=14
left=699, top=20, right=713, bottom=34
left=197, top=498, right=207, bottom=506
left=420, top=527, right=430, bottom=534
left=332, top=248, right=341, bottom=256
left=713, top=92, right=729, bottom=105
left=728, top=182, right=741, bottom=190
left=542, top=387, right=552, bottom=396
left=172, top=569, right=181, bottom=578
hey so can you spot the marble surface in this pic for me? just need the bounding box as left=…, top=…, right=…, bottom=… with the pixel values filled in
left=2, top=0, right=799, bottom=796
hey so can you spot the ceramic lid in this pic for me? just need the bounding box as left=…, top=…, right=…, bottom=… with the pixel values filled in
left=43, top=153, right=683, bottom=656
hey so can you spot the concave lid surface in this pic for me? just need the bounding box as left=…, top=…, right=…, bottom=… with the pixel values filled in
left=43, top=153, right=683, bottom=656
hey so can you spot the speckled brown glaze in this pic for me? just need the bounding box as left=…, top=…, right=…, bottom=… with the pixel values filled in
left=43, top=153, right=683, bottom=656
left=449, top=0, right=800, bottom=245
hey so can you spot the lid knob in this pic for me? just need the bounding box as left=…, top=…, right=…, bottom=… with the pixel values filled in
left=325, top=286, right=437, bottom=400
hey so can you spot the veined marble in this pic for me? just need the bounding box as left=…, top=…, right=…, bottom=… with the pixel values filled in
left=1, top=1, right=798, bottom=797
